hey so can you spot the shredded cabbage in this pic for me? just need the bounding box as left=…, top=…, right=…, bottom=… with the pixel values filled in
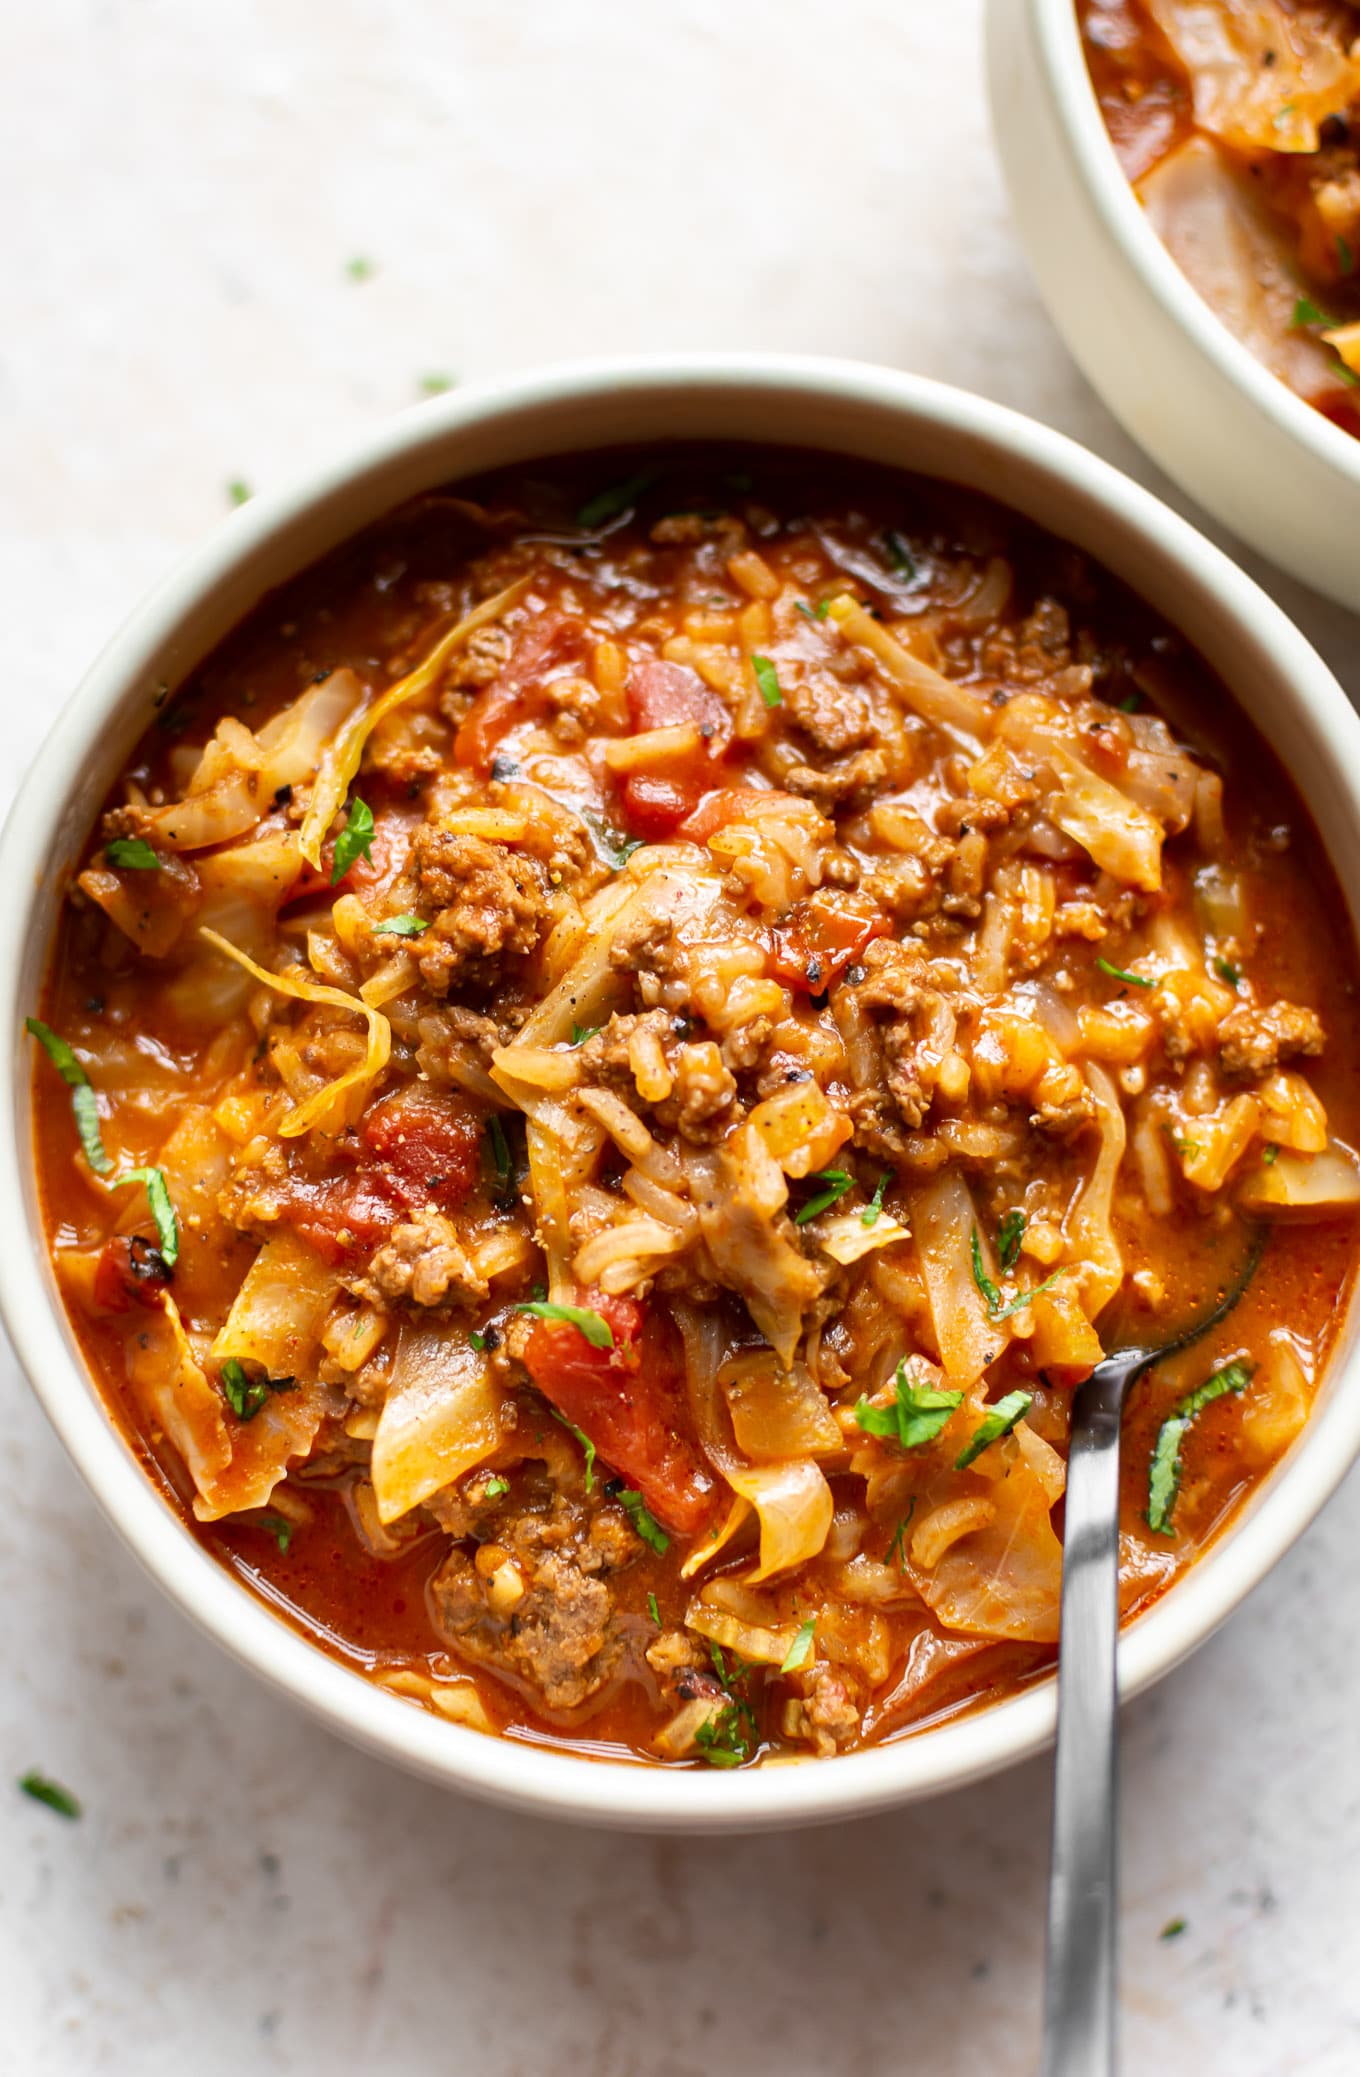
left=300, top=578, right=530, bottom=870
left=199, top=928, right=391, bottom=1137
left=371, top=1322, right=504, bottom=1522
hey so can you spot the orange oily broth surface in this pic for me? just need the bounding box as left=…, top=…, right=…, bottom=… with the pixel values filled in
left=34, top=447, right=1360, bottom=1764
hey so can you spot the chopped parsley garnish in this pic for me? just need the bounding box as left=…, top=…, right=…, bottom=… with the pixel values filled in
left=482, top=1475, right=510, bottom=1500
left=886, top=1501, right=916, bottom=1572
left=345, top=255, right=375, bottom=281
left=330, top=796, right=375, bottom=883
left=795, top=598, right=832, bottom=622
left=969, top=1226, right=1002, bottom=1313
left=647, top=1591, right=662, bottom=1627
left=1147, top=1360, right=1253, bottom=1535
left=549, top=1409, right=598, bottom=1492
left=516, top=1299, right=614, bottom=1349
left=486, top=1115, right=513, bottom=1191
left=1213, top=956, right=1241, bottom=988
left=104, top=836, right=161, bottom=870
left=1262, top=1142, right=1279, bottom=1166
left=576, top=469, right=657, bottom=529
left=955, top=1389, right=1034, bottom=1470
left=616, top=1488, right=670, bottom=1554
left=970, top=1226, right=1067, bottom=1321
left=1165, top=1126, right=1203, bottom=1160
left=226, top=479, right=252, bottom=507
left=1096, top=956, right=1153, bottom=989
left=26, top=1018, right=112, bottom=1175
left=219, top=1360, right=295, bottom=1423
left=794, top=1169, right=854, bottom=1223
left=469, top=1329, right=487, bottom=1353
left=18, top=1772, right=80, bottom=1819
left=855, top=1359, right=963, bottom=1451
left=1116, top=690, right=1141, bottom=713
left=861, top=1172, right=890, bottom=1228
left=1338, top=234, right=1355, bottom=278
left=997, top=1208, right=1026, bottom=1272
left=752, top=654, right=783, bottom=709
left=418, top=372, right=457, bottom=396
left=571, top=1021, right=601, bottom=1046
left=1160, top=1917, right=1188, bottom=1941
left=256, top=1513, right=294, bottom=1554
left=884, top=530, right=917, bottom=580
left=372, top=913, right=428, bottom=937
left=583, top=810, right=645, bottom=870
left=119, top=1166, right=179, bottom=1268
left=780, top=1616, right=816, bottom=1674
left=695, top=1709, right=750, bottom=1768
left=1293, top=295, right=1334, bottom=329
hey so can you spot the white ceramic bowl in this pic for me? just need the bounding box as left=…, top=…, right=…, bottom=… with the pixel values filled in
left=985, top=0, right=1360, bottom=609
left=5, top=354, right=1360, bottom=1832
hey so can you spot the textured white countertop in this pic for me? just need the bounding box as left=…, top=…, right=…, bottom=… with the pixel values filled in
left=5, top=4, right=1360, bottom=2071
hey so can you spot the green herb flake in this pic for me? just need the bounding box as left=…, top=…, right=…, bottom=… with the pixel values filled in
left=18, top=1772, right=80, bottom=1819
left=969, top=1225, right=1002, bottom=1313
left=855, top=1359, right=963, bottom=1452
left=617, top=1488, right=670, bottom=1554
left=794, top=1169, right=854, bottom=1224
left=1338, top=234, right=1355, bottom=277
left=694, top=1708, right=750, bottom=1768
left=647, top=1591, right=662, bottom=1627
left=752, top=654, right=783, bottom=709
left=795, top=598, right=832, bottom=622
left=861, top=1172, right=890, bottom=1228
left=997, top=1208, right=1026, bottom=1272
left=954, top=1389, right=1034, bottom=1471
left=219, top=1359, right=295, bottom=1424
left=330, top=796, right=375, bottom=884
left=1147, top=1360, right=1254, bottom=1535
left=576, top=470, right=657, bottom=530
left=105, top=837, right=161, bottom=871
left=482, top=1475, right=510, bottom=1500
left=1214, top=956, right=1241, bottom=988
left=345, top=255, right=375, bottom=281
left=1293, top=294, right=1334, bottom=328
left=884, top=530, right=918, bottom=580
left=988, top=1267, right=1068, bottom=1324
left=226, top=479, right=252, bottom=507
left=886, top=1501, right=916, bottom=1572
left=26, top=1018, right=113, bottom=1175
left=418, top=372, right=457, bottom=396
left=516, top=1300, right=614, bottom=1349
left=469, top=1329, right=487, bottom=1352
left=119, top=1166, right=179, bottom=1268
left=583, top=810, right=645, bottom=871
left=570, top=1021, right=601, bottom=1046
left=486, top=1114, right=513, bottom=1191
left=1096, top=956, right=1154, bottom=989
left=779, top=1616, right=816, bottom=1674
left=256, top=1513, right=294, bottom=1555
left=1160, top=1917, right=1188, bottom=1941
left=549, top=1410, right=598, bottom=1493
left=1116, top=691, right=1141, bottom=714
left=372, top=913, right=428, bottom=937
left=1263, top=1142, right=1279, bottom=1166
left=1273, top=101, right=1297, bottom=132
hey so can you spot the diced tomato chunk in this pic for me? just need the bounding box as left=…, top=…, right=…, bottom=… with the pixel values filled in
left=521, top=1295, right=718, bottom=1537
left=271, top=1088, right=484, bottom=1264
left=626, top=659, right=731, bottom=747
left=770, top=889, right=891, bottom=994
left=615, top=660, right=742, bottom=840
left=454, top=612, right=581, bottom=774
left=677, top=786, right=800, bottom=843
left=93, top=1235, right=171, bottom=1313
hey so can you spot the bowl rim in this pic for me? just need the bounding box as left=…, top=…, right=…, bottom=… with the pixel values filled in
left=1027, top=0, right=1360, bottom=490
left=5, top=349, right=1360, bottom=1832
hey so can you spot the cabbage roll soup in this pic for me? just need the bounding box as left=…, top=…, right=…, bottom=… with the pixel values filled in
left=1081, top=0, right=1360, bottom=437
left=33, top=449, right=1360, bottom=1768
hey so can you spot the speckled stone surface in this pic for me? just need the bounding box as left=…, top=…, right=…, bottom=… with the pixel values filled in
left=4, top=4, right=1360, bottom=2070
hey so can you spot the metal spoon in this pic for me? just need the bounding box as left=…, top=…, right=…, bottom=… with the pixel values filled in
left=1040, top=1234, right=1264, bottom=2077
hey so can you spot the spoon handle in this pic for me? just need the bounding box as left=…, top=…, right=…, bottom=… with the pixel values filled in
left=1040, top=1396, right=1122, bottom=2077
